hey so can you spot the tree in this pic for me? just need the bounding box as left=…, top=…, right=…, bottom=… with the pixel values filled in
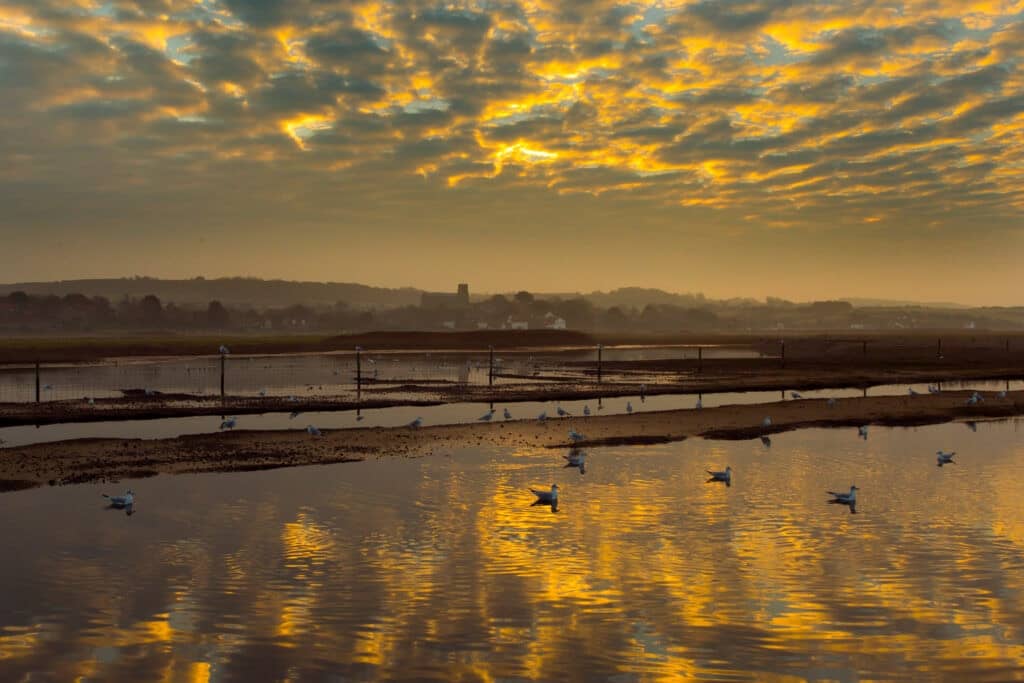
left=140, top=294, right=163, bottom=324
left=514, top=291, right=535, bottom=305
left=207, top=300, right=230, bottom=328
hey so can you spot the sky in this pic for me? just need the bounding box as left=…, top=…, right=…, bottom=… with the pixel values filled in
left=0, top=0, right=1022, bottom=305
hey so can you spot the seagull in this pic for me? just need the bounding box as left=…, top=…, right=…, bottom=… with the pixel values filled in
left=568, top=429, right=585, bottom=443
left=219, top=345, right=230, bottom=354
left=220, top=417, right=236, bottom=430
left=537, top=411, right=547, bottom=421
left=640, top=383, right=647, bottom=398
left=144, top=388, right=155, bottom=396
left=556, top=406, right=570, bottom=417
left=102, top=489, right=135, bottom=508
left=936, top=450, right=955, bottom=466
left=790, top=391, right=802, bottom=400
left=762, top=416, right=772, bottom=427
left=503, top=408, right=512, bottom=419
left=965, top=421, right=977, bottom=432
left=828, top=486, right=858, bottom=505
left=966, top=392, right=983, bottom=405
left=827, top=398, right=837, bottom=407
left=306, top=425, right=321, bottom=436
left=86, top=397, right=95, bottom=406
left=289, top=410, right=301, bottom=420
left=408, top=417, right=423, bottom=429
left=479, top=410, right=494, bottom=421
left=564, top=450, right=585, bottom=466
left=258, top=389, right=267, bottom=397
left=626, top=402, right=633, bottom=414
left=760, top=435, right=772, bottom=448
left=909, top=387, right=920, bottom=396
left=858, top=425, right=868, bottom=439
left=707, top=466, right=732, bottom=484
left=287, top=395, right=298, bottom=402
left=695, top=397, right=703, bottom=409
left=928, top=385, right=941, bottom=394
left=583, top=405, right=591, bottom=416
left=530, top=484, right=559, bottom=504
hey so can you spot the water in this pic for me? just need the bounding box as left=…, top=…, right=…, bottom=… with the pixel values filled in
left=2, top=379, right=1020, bottom=448
left=2, top=420, right=1024, bottom=681
left=0, top=345, right=759, bottom=403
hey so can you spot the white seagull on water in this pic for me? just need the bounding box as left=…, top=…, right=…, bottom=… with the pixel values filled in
left=530, top=484, right=559, bottom=504
left=103, top=489, right=135, bottom=508
left=828, top=486, right=858, bottom=505
left=707, top=466, right=732, bottom=483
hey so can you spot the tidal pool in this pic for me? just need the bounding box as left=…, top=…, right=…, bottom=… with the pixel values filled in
left=1, top=419, right=1023, bottom=681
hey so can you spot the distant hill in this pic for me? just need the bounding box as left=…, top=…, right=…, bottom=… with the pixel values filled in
left=0, top=277, right=423, bottom=309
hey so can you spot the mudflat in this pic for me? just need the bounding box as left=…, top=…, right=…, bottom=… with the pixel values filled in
left=1, top=389, right=1019, bottom=492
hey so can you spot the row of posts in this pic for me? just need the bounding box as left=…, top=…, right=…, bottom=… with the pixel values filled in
left=25, top=336, right=1017, bottom=402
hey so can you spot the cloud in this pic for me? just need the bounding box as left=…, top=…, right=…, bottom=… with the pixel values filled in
left=0, top=0, right=1020, bottom=282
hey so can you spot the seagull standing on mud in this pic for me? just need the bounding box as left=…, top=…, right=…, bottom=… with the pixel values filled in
left=695, top=397, right=703, bottom=410
left=908, top=387, right=919, bottom=396
left=626, top=402, right=633, bottom=414
left=503, top=408, right=512, bottom=420
left=220, top=417, right=237, bottom=430
left=936, top=450, right=956, bottom=466
left=858, top=425, right=868, bottom=439
left=479, top=410, right=494, bottom=421
left=557, top=406, right=570, bottom=417
left=569, top=429, right=585, bottom=443
left=408, top=417, right=423, bottom=429
left=790, top=391, right=802, bottom=400
left=583, top=405, right=591, bottom=416
left=306, top=425, right=321, bottom=437
left=537, top=411, right=547, bottom=421
left=763, top=416, right=772, bottom=427
left=928, top=385, right=941, bottom=394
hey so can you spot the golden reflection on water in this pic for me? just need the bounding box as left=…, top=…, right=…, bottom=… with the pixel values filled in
left=1, top=420, right=1024, bottom=681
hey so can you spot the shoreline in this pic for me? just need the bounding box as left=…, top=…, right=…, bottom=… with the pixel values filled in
left=1, top=390, right=1020, bottom=493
